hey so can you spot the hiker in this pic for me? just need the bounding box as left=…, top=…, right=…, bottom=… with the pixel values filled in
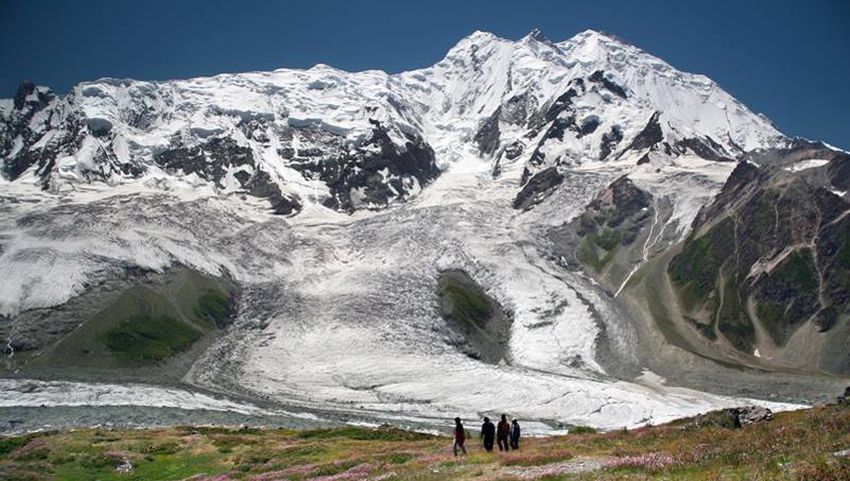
left=497, top=414, right=511, bottom=451
left=452, top=417, right=468, bottom=455
left=480, top=416, right=495, bottom=452
left=510, top=418, right=521, bottom=450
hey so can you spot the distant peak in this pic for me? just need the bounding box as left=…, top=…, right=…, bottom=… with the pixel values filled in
left=461, top=30, right=499, bottom=43
left=309, top=63, right=342, bottom=73
left=443, top=30, right=504, bottom=60
left=597, top=30, right=635, bottom=46
left=573, top=29, right=634, bottom=47
left=577, top=28, right=605, bottom=37
left=522, top=28, right=549, bottom=43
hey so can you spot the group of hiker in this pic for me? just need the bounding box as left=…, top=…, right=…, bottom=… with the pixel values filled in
left=452, top=414, right=520, bottom=455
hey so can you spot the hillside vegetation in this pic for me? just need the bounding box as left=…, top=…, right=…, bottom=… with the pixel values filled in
left=1, top=403, right=848, bottom=481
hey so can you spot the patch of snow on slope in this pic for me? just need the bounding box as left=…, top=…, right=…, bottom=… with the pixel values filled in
left=784, top=158, right=830, bottom=172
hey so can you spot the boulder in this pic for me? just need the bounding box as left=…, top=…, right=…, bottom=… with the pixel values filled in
left=837, top=386, right=850, bottom=404
left=684, top=405, right=773, bottom=430
left=733, top=406, right=774, bottom=426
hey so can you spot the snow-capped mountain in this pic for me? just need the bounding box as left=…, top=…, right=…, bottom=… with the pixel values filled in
left=1, top=30, right=783, bottom=213
left=2, top=30, right=845, bottom=434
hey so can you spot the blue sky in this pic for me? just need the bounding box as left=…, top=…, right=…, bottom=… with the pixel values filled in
left=1, top=0, right=847, bottom=148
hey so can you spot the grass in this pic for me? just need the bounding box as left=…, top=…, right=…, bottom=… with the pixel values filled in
left=751, top=248, right=820, bottom=345
left=840, top=233, right=850, bottom=267
left=578, top=231, right=620, bottom=272
left=716, top=272, right=756, bottom=352
left=594, top=228, right=622, bottom=251
left=0, top=435, right=35, bottom=456
left=19, top=269, right=234, bottom=371
left=440, top=279, right=493, bottom=325
left=1, top=403, right=848, bottom=481
left=668, top=217, right=734, bottom=306
left=757, top=300, right=788, bottom=343
left=687, top=317, right=718, bottom=341
left=643, top=261, right=701, bottom=353
left=194, top=289, right=232, bottom=328
left=569, top=426, right=597, bottom=435
left=297, top=426, right=433, bottom=442
left=100, top=313, right=202, bottom=362
left=666, top=218, right=763, bottom=351
left=774, top=249, right=819, bottom=292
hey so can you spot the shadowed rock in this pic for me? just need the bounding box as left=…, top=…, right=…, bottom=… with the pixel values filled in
left=513, top=167, right=564, bottom=210
left=622, top=111, right=663, bottom=153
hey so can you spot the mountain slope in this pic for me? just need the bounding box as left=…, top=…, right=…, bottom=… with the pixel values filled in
left=666, top=141, right=850, bottom=373
left=557, top=139, right=850, bottom=377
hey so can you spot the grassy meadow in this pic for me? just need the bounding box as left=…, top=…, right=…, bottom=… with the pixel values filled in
left=1, top=402, right=848, bottom=481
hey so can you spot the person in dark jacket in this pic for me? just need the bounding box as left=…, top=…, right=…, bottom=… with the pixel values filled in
left=510, top=418, right=521, bottom=449
left=452, top=417, right=467, bottom=455
left=496, top=414, right=511, bottom=451
left=480, top=416, right=495, bottom=452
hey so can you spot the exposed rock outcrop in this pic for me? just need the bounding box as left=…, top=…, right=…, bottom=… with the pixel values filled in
left=513, top=167, right=564, bottom=210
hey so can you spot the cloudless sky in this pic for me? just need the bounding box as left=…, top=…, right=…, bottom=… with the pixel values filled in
left=1, top=0, right=848, bottom=147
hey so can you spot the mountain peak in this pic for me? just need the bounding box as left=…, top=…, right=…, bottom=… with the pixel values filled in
left=309, top=63, right=342, bottom=72
left=439, top=30, right=508, bottom=69
left=521, top=28, right=550, bottom=43
left=572, top=29, right=625, bottom=43
left=441, top=30, right=502, bottom=59
left=458, top=30, right=500, bottom=45
left=563, top=29, right=637, bottom=54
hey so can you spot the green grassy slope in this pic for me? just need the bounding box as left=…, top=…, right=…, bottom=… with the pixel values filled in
left=22, top=269, right=235, bottom=371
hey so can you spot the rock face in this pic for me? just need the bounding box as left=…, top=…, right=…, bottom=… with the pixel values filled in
left=289, top=121, right=438, bottom=212
left=474, top=107, right=502, bottom=156
left=622, top=111, right=663, bottom=153
left=544, top=135, right=850, bottom=376
left=0, top=74, right=441, bottom=215
left=2, top=82, right=58, bottom=180
left=155, top=137, right=303, bottom=215
left=513, top=167, right=564, bottom=210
